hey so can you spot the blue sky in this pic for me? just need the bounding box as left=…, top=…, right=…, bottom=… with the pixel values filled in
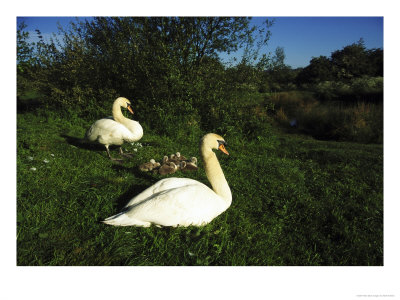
left=17, top=16, right=383, bottom=68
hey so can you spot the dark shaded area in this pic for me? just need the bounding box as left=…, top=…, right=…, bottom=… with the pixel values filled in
left=61, top=134, right=104, bottom=152
left=104, top=166, right=156, bottom=212
left=17, top=96, right=44, bottom=113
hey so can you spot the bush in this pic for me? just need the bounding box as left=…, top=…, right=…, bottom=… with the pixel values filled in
left=18, top=17, right=273, bottom=138
left=311, top=77, right=383, bottom=102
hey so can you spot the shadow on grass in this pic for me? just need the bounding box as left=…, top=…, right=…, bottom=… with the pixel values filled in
left=111, top=183, right=150, bottom=211
left=61, top=134, right=104, bottom=152
left=111, top=162, right=158, bottom=182
left=17, top=96, right=43, bottom=113
left=61, top=133, right=128, bottom=160
left=61, top=134, right=138, bottom=164
left=108, top=164, right=160, bottom=211
left=61, top=134, right=162, bottom=157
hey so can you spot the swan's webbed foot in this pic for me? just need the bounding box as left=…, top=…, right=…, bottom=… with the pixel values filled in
left=119, top=147, right=134, bottom=159
left=110, top=157, right=124, bottom=164
left=120, top=153, right=135, bottom=159
left=105, top=146, right=124, bottom=163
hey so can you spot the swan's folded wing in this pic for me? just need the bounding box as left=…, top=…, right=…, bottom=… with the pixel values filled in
left=123, top=183, right=225, bottom=227
left=123, top=119, right=143, bottom=140
left=86, top=118, right=133, bottom=142
left=124, top=178, right=207, bottom=207
left=100, top=119, right=134, bottom=139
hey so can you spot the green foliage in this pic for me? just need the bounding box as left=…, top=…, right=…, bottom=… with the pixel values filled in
left=17, top=17, right=274, bottom=135
left=296, top=55, right=334, bottom=85
left=17, top=22, right=36, bottom=97
left=312, top=77, right=383, bottom=102
left=17, top=18, right=383, bottom=140
left=296, top=39, right=383, bottom=85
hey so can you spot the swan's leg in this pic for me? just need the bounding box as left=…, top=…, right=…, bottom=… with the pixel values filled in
left=119, top=147, right=134, bottom=158
left=105, top=145, right=124, bottom=162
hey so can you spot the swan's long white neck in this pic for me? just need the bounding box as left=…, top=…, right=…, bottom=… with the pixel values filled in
left=201, top=146, right=232, bottom=205
left=111, top=98, right=143, bottom=141
left=112, top=99, right=129, bottom=125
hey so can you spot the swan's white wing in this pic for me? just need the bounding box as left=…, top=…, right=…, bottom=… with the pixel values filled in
left=122, top=119, right=143, bottom=141
left=124, top=178, right=205, bottom=207
left=123, top=182, right=227, bottom=226
left=85, top=118, right=135, bottom=145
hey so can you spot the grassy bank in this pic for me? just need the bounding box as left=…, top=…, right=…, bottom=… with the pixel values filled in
left=17, top=106, right=383, bottom=265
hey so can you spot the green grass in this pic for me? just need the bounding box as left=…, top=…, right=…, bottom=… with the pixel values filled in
left=17, top=108, right=383, bottom=266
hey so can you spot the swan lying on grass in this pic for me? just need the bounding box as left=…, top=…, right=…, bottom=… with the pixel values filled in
left=103, top=133, right=231, bottom=227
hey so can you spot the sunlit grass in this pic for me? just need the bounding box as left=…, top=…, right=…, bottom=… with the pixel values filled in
left=17, top=108, right=383, bottom=265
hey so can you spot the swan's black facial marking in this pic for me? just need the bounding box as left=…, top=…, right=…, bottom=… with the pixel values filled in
left=217, top=140, right=227, bottom=147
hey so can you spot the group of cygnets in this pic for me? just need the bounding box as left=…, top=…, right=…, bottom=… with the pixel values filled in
left=139, top=152, right=198, bottom=175
left=84, top=97, right=231, bottom=227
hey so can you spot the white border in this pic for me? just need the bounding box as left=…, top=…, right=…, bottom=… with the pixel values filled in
left=3, top=1, right=399, bottom=299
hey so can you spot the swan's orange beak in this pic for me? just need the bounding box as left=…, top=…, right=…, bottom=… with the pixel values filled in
left=127, top=105, right=134, bottom=114
left=218, top=144, right=229, bottom=155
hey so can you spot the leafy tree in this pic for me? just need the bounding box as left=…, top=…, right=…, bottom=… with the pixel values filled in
left=256, top=47, right=296, bottom=92
left=17, top=22, right=34, bottom=96
left=331, top=39, right=369, bottom=80
left=296, top=39, right=383, bottom=89
left=271, top=46, right=285, bottom=69
left=296, top=55, right=335, bottom=85
left=366, top=48, right=383, bottom=77
left=17, top=22, right=34, bottom=70
left=25, top=17, right=272, bottom=134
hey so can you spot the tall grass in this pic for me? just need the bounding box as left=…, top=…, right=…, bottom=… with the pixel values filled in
left=266, top=91, right=383, bottom=143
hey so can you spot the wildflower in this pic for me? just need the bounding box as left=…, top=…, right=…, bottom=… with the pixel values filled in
left=50, top=154, right=55, bottom=157
left=188, top=251, right=195, bottom=257
left=30, top=167, right=37, bottom=171
left=133, top=148, right=138, bottom=152
left=131, top=142, right=143, bottom=147
left=28, top=156, right=34, bottom=161
left=43, top=159, right=49, bottom=163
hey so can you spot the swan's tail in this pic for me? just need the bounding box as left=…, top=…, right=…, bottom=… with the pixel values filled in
left=102, top=212, right=151, bottom=227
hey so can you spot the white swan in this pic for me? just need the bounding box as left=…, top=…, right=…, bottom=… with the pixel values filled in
left=85, top=97, right=143, bottom=161
left=102, top=133, right=231, bottom=227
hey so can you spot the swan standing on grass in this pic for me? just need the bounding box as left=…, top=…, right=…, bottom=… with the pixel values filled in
left=84, top=97, right=143, bottom=162
left=102, top=133, right=231, bottom=227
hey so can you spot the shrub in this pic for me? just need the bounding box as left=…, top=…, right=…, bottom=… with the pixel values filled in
left=311, top=77, right=383, bottom=103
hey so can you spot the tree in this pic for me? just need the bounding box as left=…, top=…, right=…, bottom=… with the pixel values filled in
left=27, top=17, right=273, bottom=134
left=256, top=47, right=296, bottom=92
left=296, top=55, right=334, bottom=85
left=17, top=22, right=34, bottom=96
left=330, top=39, right=369, bottom=80
left=366, top=48, right=383, bottom=77
left=296, top=39, right=383, bottom=86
